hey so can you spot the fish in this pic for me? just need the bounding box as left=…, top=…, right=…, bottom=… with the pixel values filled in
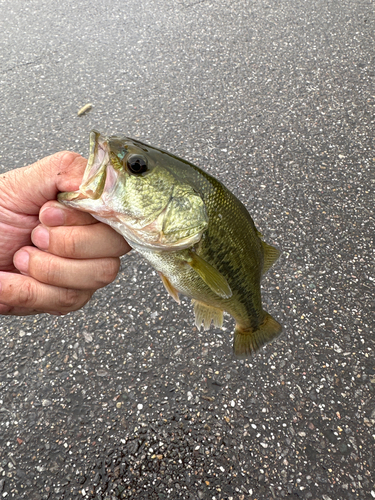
left=58, top=130, right=282, bottom=357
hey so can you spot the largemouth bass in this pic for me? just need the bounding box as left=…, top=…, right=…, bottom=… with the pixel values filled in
left=58, top=130, right=282, bottom=357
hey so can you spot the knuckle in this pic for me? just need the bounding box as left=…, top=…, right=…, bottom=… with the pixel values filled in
left=57, top=288, right=82, bottom=310
left=57, top=289, right=93, bottom=312
left=49, top=151, right=81, bottom=171
left=81, top=291, right=94, bottom=308
left=40, top=254, right=60, bottom=284
left=59, top=227, right=78, bottom=256
left=58, top=151, right=81, bottom=167
left=18, top=280, right=38, bottom=307
left=96, top=259, right=120, bottom=287
left=73, top=290, right=94, bottom=311
left=0, top=304, right=12, bottom=314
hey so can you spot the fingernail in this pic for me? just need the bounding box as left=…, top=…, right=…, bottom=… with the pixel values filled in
left=32, top=226, right=50, bottom=250
left=13, top=251, right=30, bottom=274
left=39, top=206, right=65, bottom=226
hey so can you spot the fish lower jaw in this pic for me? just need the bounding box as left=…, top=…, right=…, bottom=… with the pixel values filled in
left=115, top=218, right=205, bottom=252
left=58, top=190, right=85, bottom=202
left=126, top=234, right=201, bottom=253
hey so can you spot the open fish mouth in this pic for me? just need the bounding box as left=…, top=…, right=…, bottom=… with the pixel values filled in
left=58, top=129, right=209, bottom=251
left=58, top=130, right=118, bottom=203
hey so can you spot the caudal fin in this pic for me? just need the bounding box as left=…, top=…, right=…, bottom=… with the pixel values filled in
left=233, top=313, right=282, bottom=358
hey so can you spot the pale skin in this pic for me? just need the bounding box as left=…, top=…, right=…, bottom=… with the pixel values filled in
left=0, top=151, right=131, bottom=316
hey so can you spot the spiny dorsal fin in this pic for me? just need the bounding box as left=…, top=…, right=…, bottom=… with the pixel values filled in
left=185, top=251, right=232, bottom=299
left=233, top=312, right=282, bottom=358
left=261, top=241, right=280, bottom=275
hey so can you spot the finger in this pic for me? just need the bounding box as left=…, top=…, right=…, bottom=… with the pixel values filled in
left=31, top=223, right=131, bottom=258
left=0, top=271, right=93, bottom=314
left=39, top=200, right=97, bottom=227
left=0, top=302, right=62, bottom=316
left=13, top=247, right=120, bottom=290
left=1, top=152, right=87, bottom=215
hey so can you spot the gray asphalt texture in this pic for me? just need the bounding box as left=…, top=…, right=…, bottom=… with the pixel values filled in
left=0, top=0, right=374, bottom=499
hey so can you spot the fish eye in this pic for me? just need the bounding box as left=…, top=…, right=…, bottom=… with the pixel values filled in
left=126, top=155, right=148, bottom=175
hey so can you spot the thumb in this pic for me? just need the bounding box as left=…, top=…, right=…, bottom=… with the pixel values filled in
left=0, top=152, right=87, bottom=215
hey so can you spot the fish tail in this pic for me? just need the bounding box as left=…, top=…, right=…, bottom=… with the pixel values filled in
left=233, top=313, right=282, bottom=358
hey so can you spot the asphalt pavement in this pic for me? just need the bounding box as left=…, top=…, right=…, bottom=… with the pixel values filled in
left=0, top=0, right=374, bottom=499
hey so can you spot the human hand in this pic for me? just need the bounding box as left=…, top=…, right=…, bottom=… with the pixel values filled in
left=0, top=152, right=130, bottom=315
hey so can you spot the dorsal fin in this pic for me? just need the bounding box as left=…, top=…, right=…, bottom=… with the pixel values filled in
left=261, top=241, right=280, bottom=275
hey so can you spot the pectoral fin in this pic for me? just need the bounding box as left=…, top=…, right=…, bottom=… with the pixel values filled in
left=184, top=251, right=232, bottom=299
left=158, top=272, right=180, bottom=304
left=192, top=300, right=224, bottom=330
left=261, top=241, right=280, bottom=275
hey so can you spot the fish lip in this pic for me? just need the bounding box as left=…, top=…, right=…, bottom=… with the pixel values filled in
left=58, top=130, right=115, bottom=203
left=81, top=130, right=103, bottom=186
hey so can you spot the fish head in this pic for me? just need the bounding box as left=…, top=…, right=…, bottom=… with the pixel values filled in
left=58, top=130, right=208, bottom=250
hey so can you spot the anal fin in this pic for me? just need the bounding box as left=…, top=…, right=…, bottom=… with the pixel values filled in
left=192, top=299, right=224, bottom=331
left=233, top=312, right=282, bottom=358
left=158, top=272, right=180, bottom=304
